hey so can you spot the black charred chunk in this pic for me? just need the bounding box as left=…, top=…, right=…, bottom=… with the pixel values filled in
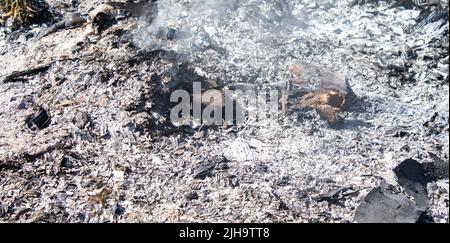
left=26, top=107, right=51, bottom=130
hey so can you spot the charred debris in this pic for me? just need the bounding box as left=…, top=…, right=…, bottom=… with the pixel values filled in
left=0, top=0, right=448, bottom=223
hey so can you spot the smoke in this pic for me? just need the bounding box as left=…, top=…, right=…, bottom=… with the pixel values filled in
left=133, top=0, right=309, bottom=84
left=133, top=0, right=449, bottom=89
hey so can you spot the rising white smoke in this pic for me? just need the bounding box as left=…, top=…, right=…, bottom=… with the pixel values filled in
left=134, top=0, right=311, bottom=84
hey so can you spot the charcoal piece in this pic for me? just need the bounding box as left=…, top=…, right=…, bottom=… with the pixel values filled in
left=60, top=156, right=75, bottom=168
left=192, top=156, right=228, bottom=179
left=2, top=63, right=52, bottom=83
left=354, top=186, right=425, bottom=223
left=23, top=145, right=56, bottom=163
left=356, top=159, right=436, bottom=223
left=184, top=192, right=199, bottom=201
left=277, top=201, right=289, bottom=210
left=26, top=107, right=51, bottom=130
left=394, top=159, right=432, bottom=186
left=317, top=186, right=353, bottom=206
left=192, top=161, right=216, bottom=180
left=0, top=161, right=21, bottom=171
left=394, top=159, right=432, bottom=209
left=36, top=13, right=87, bottom=39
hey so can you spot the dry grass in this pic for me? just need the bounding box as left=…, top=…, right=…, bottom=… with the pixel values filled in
left=0, top=0, right=48, bottom=26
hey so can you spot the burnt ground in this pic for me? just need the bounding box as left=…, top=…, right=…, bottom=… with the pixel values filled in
left=0, top=0, right=448, bottom=223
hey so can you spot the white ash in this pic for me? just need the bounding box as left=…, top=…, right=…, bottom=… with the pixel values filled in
left=0, top=0, right=448, bottom=222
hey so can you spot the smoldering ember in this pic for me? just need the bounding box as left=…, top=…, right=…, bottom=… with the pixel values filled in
left=0, top=0, right=448, bottom=223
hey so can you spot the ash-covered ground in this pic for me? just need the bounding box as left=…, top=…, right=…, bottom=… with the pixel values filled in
left=0, top=0, right=448, bottom=223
